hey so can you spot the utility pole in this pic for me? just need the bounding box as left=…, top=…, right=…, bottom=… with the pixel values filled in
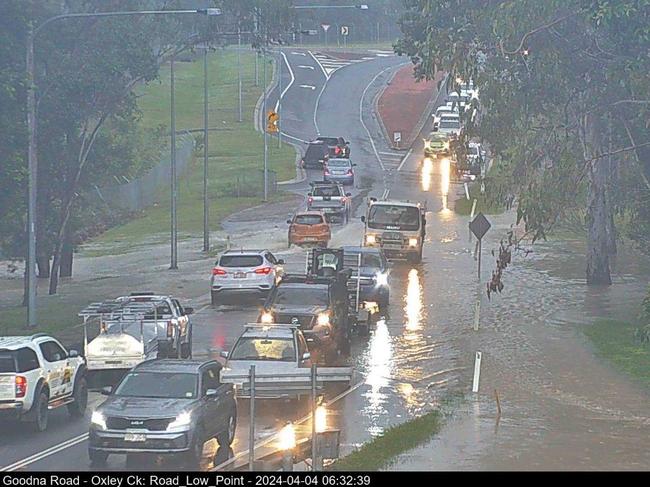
left=170, top=54, right=178, bottom=269
left=278, top=48, right=282, bottom=148
left=202, top=47, right=209, bottom=252
left=26, top=24, right=37, bottom=327
left=237, top=27, right=243, bottom=123
left=263, top=45, right=269, bottom=202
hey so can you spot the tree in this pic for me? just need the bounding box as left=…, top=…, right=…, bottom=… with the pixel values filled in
left=396, top=0, right=650, bottom=285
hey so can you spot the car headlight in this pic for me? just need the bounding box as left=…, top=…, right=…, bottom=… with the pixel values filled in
left=91, top=411, right=106, bottom=430
left=167, top=411, right=192, bottom=431
left=408, top=238, right=419, bottom=247
left=375, top=272, right=388, bottom=287
left=317, top=313, right=330, bottom=326
left=366, top=234, right=376, bottom=245
left=260, top=311, right=274, bottom=324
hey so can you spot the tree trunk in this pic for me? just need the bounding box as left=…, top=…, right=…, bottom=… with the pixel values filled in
left=585, top=116, right=612, bottom=285
left=36, top=255, right=50, bottom=278
left=60, top=230, right=74, bottom=278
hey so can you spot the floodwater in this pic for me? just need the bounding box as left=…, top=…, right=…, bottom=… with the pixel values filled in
left=337, top=158, right=650, bottom=470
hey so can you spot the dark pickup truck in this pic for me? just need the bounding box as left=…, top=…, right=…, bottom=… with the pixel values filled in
left=307, top=181, right=351, bottom=223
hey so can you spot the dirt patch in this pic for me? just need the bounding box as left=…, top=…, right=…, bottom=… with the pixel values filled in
left=377, top=65, right=443, bottom=146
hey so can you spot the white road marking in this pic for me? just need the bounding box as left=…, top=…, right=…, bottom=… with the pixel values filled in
left=397, top=148, right=414, bottom=172
left=298, top=65, right=314, bottom=70
left=309, top=51, right=329, bottom=134
left=281, top=132, right=310, bottom=144
left=0, top=432, right=89, bottom=471
left=299, top=84, right=316, bottom=90
left=382, top=188, right=391, bottom=200
left=378, top=151, right=402, bottom=156
left=308, top=50, right=329, bottom=80
left=274, top=51, right=295, bottom=113
left=291, top=51, right=307, bottom=56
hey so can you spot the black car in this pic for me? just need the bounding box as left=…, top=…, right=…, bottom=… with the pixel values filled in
left=341, top=246, right=390, bottom=308
left=316, top=136, right=350, bottom=158
left=302, top=141, right=329, bottom=169
left=259, top=274, right=351, bottom=362
left=88, top=359, right=236, bottom=467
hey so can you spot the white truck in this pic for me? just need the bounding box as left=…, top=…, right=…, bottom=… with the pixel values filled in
left=361, top=198, right=427, bottom=264
left=79, top=293, right=193, bottom=386
left=0, top=334, right=87, bottom=431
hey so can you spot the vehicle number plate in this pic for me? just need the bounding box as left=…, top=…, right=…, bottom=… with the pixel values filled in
left=125, top=433, right=146, bottom=442
left=0, top=376, right=14, bottom=399
left=383, top=243, right=402, bottom=250
left=304, top=237, right=317, bottom=242
left=233, top=272, right=246, bottom=279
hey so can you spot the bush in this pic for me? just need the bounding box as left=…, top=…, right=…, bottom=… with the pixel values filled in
left=636, top=286, right=650, bottom=345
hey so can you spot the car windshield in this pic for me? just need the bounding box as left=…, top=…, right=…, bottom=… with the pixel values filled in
left=368, top=205, right=421, bottom=231
left=219, top=255, right=263, bottom=267
left=313, top=186, right=342, bottom=197
left=294, top=214, right=323, bottom=225
left=327, top=159, right=350, bottom=168
left=440, top=120, right=461, bottom=129
left=113, top=371, right=197, bottom=399
left=347, top=253, right=382, bottom=269
left=273, top=286, right=329, bottom=306
left=468, top=146, right=480, bottom=156
left=230, top=337, right=296, bottom=362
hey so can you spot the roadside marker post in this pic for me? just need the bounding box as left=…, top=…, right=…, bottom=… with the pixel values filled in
left=469, top=198, right=478, bottom=242
left=249, top=365, right=256, bottom=471
left=473, top=300, right=481, bottom=331
left=472, top=351, right=482, bottom=393
left=464, top=182, right=470, bottom=200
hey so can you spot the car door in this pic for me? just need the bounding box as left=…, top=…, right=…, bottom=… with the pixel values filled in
left=200, top=365, right=228, bottom=437
left=38, top=340, right=69, bottom=398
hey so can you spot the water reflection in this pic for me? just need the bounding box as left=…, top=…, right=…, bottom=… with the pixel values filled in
left=404, top=268, right=424, bottom=338
left=440, top=157, right=450, bottom=210
left=364, top=318, right=393, bottom=423
left=421, top=157, right=433, bottom=191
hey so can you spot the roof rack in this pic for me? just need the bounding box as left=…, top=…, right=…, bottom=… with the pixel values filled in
left=78, top=297, right=169, bottom=321
left=223, top=249, right=266, bottom=254
left=244, top=323, right=300, bottom=329
left=29, top=333, right=48, bottom=341
left=129, top=292, right=155, bottom=296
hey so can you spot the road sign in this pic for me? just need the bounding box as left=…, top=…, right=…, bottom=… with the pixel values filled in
left=469, top=212, right=491, bottom=240
left=321, top=24, right=330, bottom=32
left=267, top=111, right=279, bottom=133
left=341, top=26, right=349, bottom=36
left=393, top=131, right=401, bottom=143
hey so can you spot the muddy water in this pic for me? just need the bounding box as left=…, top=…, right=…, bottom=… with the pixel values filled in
left=331, top=156, right=650, bottom=469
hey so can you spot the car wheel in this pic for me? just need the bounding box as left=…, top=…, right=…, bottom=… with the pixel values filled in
left=88, top=449, right=109, bottom=466
left=217, top=412, right=237, bottom=447
left=181, top=338, right=192, bottom=359
left=187, top=427, right=206, bottom=468
left=211, top=290, right=220, bottom=306
left=32, top=390, right=49, bottom=432
left=67, top=375, right=88, bottom=418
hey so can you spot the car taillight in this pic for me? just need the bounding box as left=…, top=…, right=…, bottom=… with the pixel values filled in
left=308, top=197, right=313, bottom=204
left=212, top=267, right=227, bottom=275
left=255, top=267, right=273, bottom=275
left=324, top=168, right=330, bottom=175
left=167, top=320, right=174, bottom=337
left=335, top=146, right=341, bottom=155
left=15, top=376, right=27, bottom=398
left=346, top=169, right=353, bottom=175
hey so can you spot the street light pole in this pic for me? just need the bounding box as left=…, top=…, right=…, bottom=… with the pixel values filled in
left=278, top=47, right=282, bottom=149
left=238, top=28, right=243, bottom=123
left=23, top=7, right=220, bottom=327
left=202, top=46, right=209, bottom=252
left=263, top=46, right=268, bottom=202
left=170, top=54, right=178, bottom=269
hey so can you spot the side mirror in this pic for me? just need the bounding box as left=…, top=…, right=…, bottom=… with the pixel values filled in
left=301, top=352, right=311, bottom=361
left=345, top=193, right=351, bottom=197
left=286, top=219, right=292, bottom=225
left=360, top=216, right=366, bottom=223
left=100, top=386, right=112, bottom=396
left=68, top=349, right=79, bottom=358
left=277, top=259, right=285, bottom=265
left=220, top=350, right=229, bottom=359
left=307, top=192, right=313, bottom=196
left=205, top=389, right=218, bottom=397
left=352, top=163, right=357, bottom=167
left=184, top=307, right=194, bottom=315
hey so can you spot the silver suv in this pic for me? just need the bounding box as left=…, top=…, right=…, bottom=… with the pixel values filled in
left=211, top=250, right=285, bottom=305
left=0, top=334, right=87, bottom=431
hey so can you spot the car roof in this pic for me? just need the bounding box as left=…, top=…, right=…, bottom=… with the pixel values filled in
left=327, top=158, right=351, bottom=163
left=0, top=334, right=58, bottom=350
left=307, top=140, right=326, bottom=145
left=222, top=249, right=268, bottom=255
left=134, top=359, right=218, bottom=374
left=371, top=200, right=421, bottom=208
left=295, top=210, right=325, bottom=216
left=341, top=246, right=381, bottom=255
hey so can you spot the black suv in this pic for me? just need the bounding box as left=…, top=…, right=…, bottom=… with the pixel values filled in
left=316, top=136, right=350, bottom=158
left=259, top=274, right=351, bottom=362
left=301, top=141, right=329, bottom=169
left=88, top=359, right=236, bottom=467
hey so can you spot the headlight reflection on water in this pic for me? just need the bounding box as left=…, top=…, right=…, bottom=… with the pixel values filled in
left=440, top=157, right=450, bottom=211
left=364, top=317, right=393, bottom=420
left=421, top=157, right=433, bottom=191
left=404, top=268, right=424, bottom=337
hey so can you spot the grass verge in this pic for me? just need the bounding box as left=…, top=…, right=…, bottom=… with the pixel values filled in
left=454, top=181, right=504, bottom=216
left=584, top=319, right=650, bottom=389
left=86, top=49, right=296, bottom=255
left=330, top=409, right=442, bottom=471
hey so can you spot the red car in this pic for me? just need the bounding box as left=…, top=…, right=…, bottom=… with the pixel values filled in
left=287, top=211, right=331, bottom=248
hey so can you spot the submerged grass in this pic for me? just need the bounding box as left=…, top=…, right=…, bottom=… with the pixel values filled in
left=584, top=319, right=650, bottom=389
left=330, top=409, right=443, bottom=471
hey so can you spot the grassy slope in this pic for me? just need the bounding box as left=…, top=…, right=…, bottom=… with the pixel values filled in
left=584, top=320, right=650, bottom=389
left=331, top=410, right=442, bottom=471
left=88, top=49, right=295, bottom=252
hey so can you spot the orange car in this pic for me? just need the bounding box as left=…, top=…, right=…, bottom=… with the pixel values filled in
left=287, top=211, right=331, bottom=248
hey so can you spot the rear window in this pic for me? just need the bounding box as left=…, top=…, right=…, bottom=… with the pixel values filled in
left=317, top=137, right=339, bottom=145
left=295, top=215, right=324, bottom=225
left=313, top=186, right=342, bottom=197
left=305, top=144, right=326, bottom=158
left=219, top=255, right=264, bottom=267
left=440, top=120, right=460, bottom=129
left=327, top=159, right=350, bottom=168
left=0, top=348, right=40, bottom=373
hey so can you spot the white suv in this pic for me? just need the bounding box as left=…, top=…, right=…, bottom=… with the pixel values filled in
left=0, top=334, right=87, bottom=431
left=211, top=250, right=285, bottom=305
